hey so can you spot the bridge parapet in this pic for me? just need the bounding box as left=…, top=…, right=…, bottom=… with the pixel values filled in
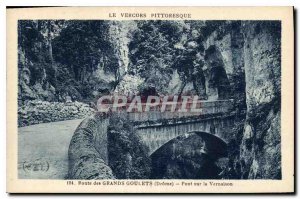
left=135, top=115, right=236, bottom=155
left=127, top=99, right=234, bottom=122
left=68, top=99, right=237, bottom=177
left=125, top=99, right=236, bottom=155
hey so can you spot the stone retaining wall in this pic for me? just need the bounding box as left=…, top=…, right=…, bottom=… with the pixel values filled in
left=18, top=100, right=95, bottom=127
left=67, top=112, right=115, bottom=179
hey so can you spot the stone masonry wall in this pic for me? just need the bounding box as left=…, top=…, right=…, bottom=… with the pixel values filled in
left=18, top=100, right=95, bottom=127
left=68, top=113, right=115, bottom=179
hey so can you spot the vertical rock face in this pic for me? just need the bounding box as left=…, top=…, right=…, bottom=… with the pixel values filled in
left=243, top=21, right=281, bottom=111
left=240, top=21, right=281, bottom=179
left=203, top=22, right=246, bottom=108
left=204, top=45, right=231, bottom=100
left=108, top=21, right=137, bottom=78
left=204, top=30, right=234, bottom=76
left=201, top=21, right=281, bottom=179
left=18, top=49, right=56, bottom=103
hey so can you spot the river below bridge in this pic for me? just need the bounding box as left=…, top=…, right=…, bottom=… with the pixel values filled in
left=150, top=132, right=228, bottom=179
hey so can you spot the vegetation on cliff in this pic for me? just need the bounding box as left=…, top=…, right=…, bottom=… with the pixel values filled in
left=107, top=113, right=151, bottom=179
left=19, top=20, right=281, bottom=179
left=18, top=20, right=119, bottom=104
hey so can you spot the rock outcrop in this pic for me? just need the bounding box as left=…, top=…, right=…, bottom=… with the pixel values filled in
left=200, top=21, right=281, bottom=179
left=239, top=21, right=281, bottom=179
left=203, top=21, right=246, bottom=107
left=18, top=50, right=56, bottom=102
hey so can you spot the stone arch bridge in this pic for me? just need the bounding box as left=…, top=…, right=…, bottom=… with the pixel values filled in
left=128, top=99, right=235, bottom=155
left=68, top=99, right=236, bottom=179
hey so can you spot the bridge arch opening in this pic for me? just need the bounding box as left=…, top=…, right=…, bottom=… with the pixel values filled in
left=150, top=131, right=228, bottom=179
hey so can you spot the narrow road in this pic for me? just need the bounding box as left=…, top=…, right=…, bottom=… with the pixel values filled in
left=18, top=119, right=83, bottom=179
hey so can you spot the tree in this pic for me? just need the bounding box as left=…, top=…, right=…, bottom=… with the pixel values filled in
left=128, top=21, right=183, bottom=94
left=53, top=20, right=118, bottom=82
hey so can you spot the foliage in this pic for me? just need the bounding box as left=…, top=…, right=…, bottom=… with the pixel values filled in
left=18, top=20, right=236, bottom=101
left=128, top=21, right=184, bottom=94
left=53, top=20, right=119, bottom=82
left=128, top=20, right=207, bottom=95
left=107, top=114, right=151, bottom=179
left=18, top=20, right=119, bottom=102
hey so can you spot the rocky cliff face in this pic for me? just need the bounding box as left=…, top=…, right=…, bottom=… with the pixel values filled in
left=199, top=21, right=281, bottom=179
left=239, top=21, right=281, bottom=179
left=18, top=49, right=57, bottom=103
left=203, top=21, right=246, bottom=106
left=109, top=21, right=137, bottom=78
left=90, top=21, right=138, bottom=97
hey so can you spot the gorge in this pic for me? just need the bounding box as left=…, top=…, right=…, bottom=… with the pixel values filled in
left=18, top=20, right=281, bottom=180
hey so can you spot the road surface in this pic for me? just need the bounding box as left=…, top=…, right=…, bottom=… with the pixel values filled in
left=18, top=119, right=83, bottom=179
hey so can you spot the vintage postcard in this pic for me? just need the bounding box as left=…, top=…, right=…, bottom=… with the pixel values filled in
left=7, top=7, right=294, bottom=193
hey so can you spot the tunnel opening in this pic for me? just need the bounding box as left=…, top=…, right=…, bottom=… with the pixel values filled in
left=150, top=131, right=228, bottom=179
